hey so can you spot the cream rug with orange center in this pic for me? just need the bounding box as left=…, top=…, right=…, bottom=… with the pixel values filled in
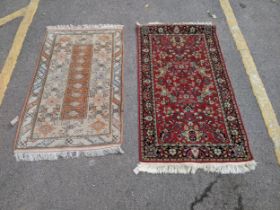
left=14, top=25, right=124, bottom=161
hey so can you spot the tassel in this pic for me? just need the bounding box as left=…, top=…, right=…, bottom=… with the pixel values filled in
left=134, top=160, right=256, bottom=174
left=15, top=146, right=124, bottom=161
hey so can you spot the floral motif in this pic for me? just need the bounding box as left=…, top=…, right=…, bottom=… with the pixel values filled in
left=138, top=24, right=253, bottom=163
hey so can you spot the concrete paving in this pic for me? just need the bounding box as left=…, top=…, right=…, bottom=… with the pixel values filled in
left=0, top=0, right=279, bottom=209
left=0, top=18, right=21, bottom=74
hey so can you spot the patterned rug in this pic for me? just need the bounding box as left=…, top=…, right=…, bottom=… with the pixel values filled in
left=14, top=25, right=124, bottom=161
left=135, top=23, right=256, bottom=174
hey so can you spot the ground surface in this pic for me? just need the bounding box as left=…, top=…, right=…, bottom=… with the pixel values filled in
left=0, top=0, right=280, bottom=210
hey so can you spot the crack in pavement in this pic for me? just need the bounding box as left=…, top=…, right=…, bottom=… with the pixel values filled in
left=190, top=176, right=220, bottom=210
left=232, top=182, right=244, bottom=210
left=234, top=194, right=244, bottom=210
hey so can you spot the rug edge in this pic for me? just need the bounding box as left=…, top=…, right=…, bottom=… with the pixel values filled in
left=136, top=22, right=213, bottom=26
left=47, top=24, right=124, bottom=31
left=133, top=160, right=257, bottom=174
left=14, top=146, right=124, bottom=161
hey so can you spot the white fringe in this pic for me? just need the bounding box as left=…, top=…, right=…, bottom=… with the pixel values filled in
left=134, top=160, right=256, bottom=174
left=14, top=146, right=124, bottom=161
left=47, top=24, right=124, bottom=31
left=136, top=22, right=213, bottom=26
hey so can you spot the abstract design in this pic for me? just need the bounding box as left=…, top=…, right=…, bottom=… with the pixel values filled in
left=14, top=25, right=124, bottom=160
left=137, top=24, right=255, bottom=172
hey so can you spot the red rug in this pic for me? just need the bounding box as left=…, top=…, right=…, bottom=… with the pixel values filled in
left=135, top=23, right=256, bottom=174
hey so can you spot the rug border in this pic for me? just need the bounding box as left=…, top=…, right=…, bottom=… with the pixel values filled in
left=13, top=25, right=125, bottom=158
left=136, top=23, right=255, bottom=167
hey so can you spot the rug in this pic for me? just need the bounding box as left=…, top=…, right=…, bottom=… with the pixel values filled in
left=135, top=23, right=256, bottom=174
left=14, top=25, right=124, bottom=161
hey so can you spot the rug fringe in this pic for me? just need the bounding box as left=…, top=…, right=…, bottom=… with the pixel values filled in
left=47, top=24, right=124, bottom=31
left=134, top=160, right=256, bottom=174
left=136, top=22, right=213, bottom=26
left=14, top=146, right=124, bottom=161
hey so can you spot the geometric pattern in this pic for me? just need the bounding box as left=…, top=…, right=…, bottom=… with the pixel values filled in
left=14, top=25, right=124, bottom=152
left=61, top=45, right=93, bottom=120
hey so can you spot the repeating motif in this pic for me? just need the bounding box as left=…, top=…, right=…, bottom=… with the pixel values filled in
left=138, top=24, right=253, bottom=162
left=15, top=27, right=123, bottom=150
left=61, top=44, right=93, bottom=120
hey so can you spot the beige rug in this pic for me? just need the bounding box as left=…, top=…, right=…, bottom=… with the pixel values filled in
left=14, top=25, right=124, bottom=161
